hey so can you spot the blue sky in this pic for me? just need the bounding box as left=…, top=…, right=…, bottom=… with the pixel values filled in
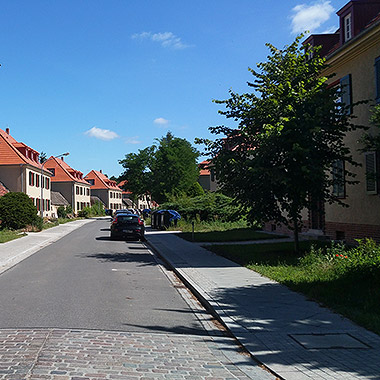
left=0, top=0, right=347, bottom=177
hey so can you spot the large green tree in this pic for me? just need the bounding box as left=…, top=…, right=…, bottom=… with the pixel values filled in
left=119, top=146, right=154, bottom=203
left=198, top=35, right=363, bottom=252
left=119, top=132, right=199, bottom=204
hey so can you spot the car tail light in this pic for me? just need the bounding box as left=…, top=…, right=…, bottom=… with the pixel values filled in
left=138, top=218, right=144, bottom=226
left=112, top=217, right=118, bottom=224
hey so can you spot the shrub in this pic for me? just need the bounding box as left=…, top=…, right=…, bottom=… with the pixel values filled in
left=78, top=207, right=90, bottom=218
left=160, top=192, right=243, bottom=222
left=57, top=206, right=67, bottom=218
left=186, top=182, right=205, bottom=197
left=0, top=192, right=39, bottom=230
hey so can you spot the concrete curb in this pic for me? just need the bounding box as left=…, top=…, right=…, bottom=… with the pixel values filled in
left=145, top=236, right=282, bottom=380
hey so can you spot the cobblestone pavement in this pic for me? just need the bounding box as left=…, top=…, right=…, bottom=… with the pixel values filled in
left=0, top=328, right=276, bottom=380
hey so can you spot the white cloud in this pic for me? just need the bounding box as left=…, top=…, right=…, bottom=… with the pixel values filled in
left=290, top=1, right=335, bottom=34
left=85, top=126, right=119, bottom=141
left=131, top=31, right=191, bottom=49
left=154, top=117, right=169, bottom=126
left=125, top=136, right=141, bottom=144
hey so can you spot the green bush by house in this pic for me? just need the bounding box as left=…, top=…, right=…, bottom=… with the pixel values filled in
left=0, top=192, right=39, bottom=230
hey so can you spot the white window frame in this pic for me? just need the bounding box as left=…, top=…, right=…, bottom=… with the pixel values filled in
left=344, top=13, right=352, bottom=41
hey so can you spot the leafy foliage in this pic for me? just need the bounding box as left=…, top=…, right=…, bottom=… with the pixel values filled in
left=120, top=132, right=199, bottom=204
left=0, top=192, right=39, bottom=230
left=186, top=182, right=204, bottom=197
left=78, top=201, right=105, bottom=218
left=160, top=192, right=242, bottom=222
left=198, top=35, right=364, bottom=252
left=57, top=205, right=73, bottom=218
left=360, top=104, right=380, bottom=151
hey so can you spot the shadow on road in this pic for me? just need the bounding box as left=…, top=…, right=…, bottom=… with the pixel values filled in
left=85, top=252, right=157, bottom=266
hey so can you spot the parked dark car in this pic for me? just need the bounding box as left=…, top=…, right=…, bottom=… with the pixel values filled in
left=110, top=214, right=145, bottom=241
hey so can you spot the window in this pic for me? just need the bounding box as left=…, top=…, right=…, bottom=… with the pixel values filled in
left=365, top=152, right=377, bottom=194
left=48, top=168, right=55, bottom=176
left=36, top=198, right=40, bottom=211
left=86, top=188, right=89, bottom=196
left=36, top=175, right=40, bottom=187
left=332, top=160, right=345, bottom=198
left=86, top=179, right=94, bottom=186
left=375, top=57, right=380, bottom=103
left=80, top=187, right=83, bottom=195
left=77, top=202, right=80, bottom=211
left=344, top=13, right=352, bottom=42
left=76, top=186, right=79, bottom=195
left=340, top=75, right=352, bottom=115
left=29, top=172, right=34, bottom=186
left=47, top=200, right=50, bottom=211
left=46, top=178, right=50, bottom=189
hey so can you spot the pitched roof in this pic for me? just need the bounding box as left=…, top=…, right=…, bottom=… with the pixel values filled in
left=0, top=128, right=48, bottom=172
left=44, top=156, right=89, bottom=184
left=84, top=170, right=122, bottom=191
left=51, top=191, right=70, bottom=206
left=118, top=180, right=132, bottom=194
left=0, top=181, right=9, bottom=197
left=199, top=160, right=211, bottom=176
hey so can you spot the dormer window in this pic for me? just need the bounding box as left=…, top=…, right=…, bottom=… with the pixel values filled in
left=344, top=13, right=352, bottom=42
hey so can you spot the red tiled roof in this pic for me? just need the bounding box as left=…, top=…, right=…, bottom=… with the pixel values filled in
left=0, top=182, right=9, bottom=197
left=85, top=170, right=122, bottom=191
left=0, top=128, right=47, bottom=171
left=44, top=156, right=89, bottom=184
left=199, top=160, right=211, bottom=176
left=118, top=180, right=132, bottom=194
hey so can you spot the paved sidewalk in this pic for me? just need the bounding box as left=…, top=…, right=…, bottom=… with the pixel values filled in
left=146, top=230, right=380, bottom=380
left=0, top=218, right=95, bottom=275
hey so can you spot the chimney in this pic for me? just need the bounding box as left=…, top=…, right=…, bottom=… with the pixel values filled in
left=5, top=128, right=9, bottom=135
left=100, top=169, right=102, bottom=173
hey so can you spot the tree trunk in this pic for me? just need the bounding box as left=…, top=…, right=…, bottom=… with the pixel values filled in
left=293, top=215, right=300, bottom=255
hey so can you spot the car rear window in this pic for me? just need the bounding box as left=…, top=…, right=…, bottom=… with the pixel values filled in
left=118, top=215, right=138, bottom=223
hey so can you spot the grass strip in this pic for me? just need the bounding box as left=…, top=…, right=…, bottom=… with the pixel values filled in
left=0, top=229, right=26, bottom=243
left=178, top=228, right=286, bottom=242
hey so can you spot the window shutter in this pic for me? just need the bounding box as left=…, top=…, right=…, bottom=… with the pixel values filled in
left=375, top=57, right=380, bottom=103
left=340, top=75, right=352, bottom=115
left=365, top=152, right=377, bottom=194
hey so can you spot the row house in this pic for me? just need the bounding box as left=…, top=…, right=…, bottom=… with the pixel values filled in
left=302, top=0, right=380, bottom=243
left=118, top=180, right=152, bottom=209
left=0, top=128, right=52, bottom=217
left=85, top=170, right=122, bottom=212
left=44, top=156, right=91, bottom=215
left=198, top=160, right=218, bottom=192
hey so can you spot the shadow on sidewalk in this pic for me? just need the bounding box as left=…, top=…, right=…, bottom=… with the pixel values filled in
left=203, top=282, right=380, bottom=379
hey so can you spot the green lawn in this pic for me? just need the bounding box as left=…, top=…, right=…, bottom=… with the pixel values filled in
left=208, top=239, right=380, bottom=336
left=179, top=228, right=286, bottom=242
left=0, top=229, right=26, bottom=243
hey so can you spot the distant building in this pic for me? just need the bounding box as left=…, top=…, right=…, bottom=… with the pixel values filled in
left=198, top=160, right=218, bottom=192
left=118, top=180, right=151, bottom=209
left=84, top=170, right=122, bottom=212
left=44, top=156, right=91, bottom=215
left=50, top=191, right=70, bottom=218
left=0, top=128, right=52, bottom=217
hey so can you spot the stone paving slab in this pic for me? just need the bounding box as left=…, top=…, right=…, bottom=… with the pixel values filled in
left=146, top=231, right=380, bottom=380
left=0, top=329, right=271, bottom=380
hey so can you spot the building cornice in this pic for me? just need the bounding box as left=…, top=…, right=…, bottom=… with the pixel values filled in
left=324, top=21, right=380, bottom=75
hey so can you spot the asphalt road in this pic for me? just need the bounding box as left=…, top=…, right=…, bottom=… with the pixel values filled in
left=0, top=219, right=207, bottom=334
